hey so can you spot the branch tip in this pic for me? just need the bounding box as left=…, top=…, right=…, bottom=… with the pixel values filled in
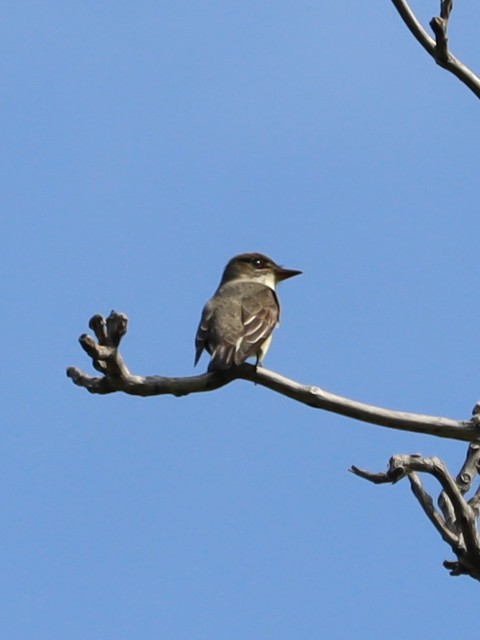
left=440, top=0, right=453, bottom=21
left=106, top=310, right=128, bottom=347
left=89, top=314, right=108, bottom=343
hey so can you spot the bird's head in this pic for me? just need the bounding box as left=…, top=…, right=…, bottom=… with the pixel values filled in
left=220, top=253, right=302, bottom=289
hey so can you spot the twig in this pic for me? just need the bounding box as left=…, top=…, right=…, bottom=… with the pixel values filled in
left=408, top=472, right=459, bottom=548
left=390, top=0, right=480, bottom=98
left=429, top=0, right=453, bottom=65
left=456, top=443, right=480, bottom=494
left=437, top=443, right=480, bottom=531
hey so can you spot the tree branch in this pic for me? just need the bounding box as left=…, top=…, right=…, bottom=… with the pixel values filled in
left=408, top=471, right=459, bottom=548
left=390, top=0, right=480, bottom=98
left=351, top=451, right=480, bottom=580
left=67, top=311, right=479, bottom=443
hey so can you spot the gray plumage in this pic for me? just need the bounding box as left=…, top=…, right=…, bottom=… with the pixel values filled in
left=195, top=281, right=279, bottom=371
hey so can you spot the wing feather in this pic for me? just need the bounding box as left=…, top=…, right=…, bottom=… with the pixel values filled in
left=233, top=299, right=278, bottom=364
left=194, top=301, right=214, bottom=366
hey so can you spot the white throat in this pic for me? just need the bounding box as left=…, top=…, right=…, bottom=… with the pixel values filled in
left=231, top=272, right=277, bottom=290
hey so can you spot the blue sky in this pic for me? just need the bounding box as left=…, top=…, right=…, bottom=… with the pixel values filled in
left=3, top=2, right=480, bottom=638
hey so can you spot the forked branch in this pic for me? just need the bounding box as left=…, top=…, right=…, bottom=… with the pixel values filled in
left=390, top=0, right=480, bottom=98
left=67, top=311, right=479, bottom=443
left=351, top=444, right=480, bottom=580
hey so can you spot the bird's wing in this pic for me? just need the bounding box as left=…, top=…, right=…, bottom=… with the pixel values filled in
left=233, top=288, right=279, bottom=365
left=194, top=300, right=214, bottom=366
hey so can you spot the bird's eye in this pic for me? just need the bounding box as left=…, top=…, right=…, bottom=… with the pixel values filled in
left=252, top=258, right=265, bottom=268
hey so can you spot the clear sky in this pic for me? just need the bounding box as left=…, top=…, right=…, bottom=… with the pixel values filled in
left=3, top=2, right=480, bottom=638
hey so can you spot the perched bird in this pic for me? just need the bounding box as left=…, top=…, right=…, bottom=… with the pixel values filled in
left=194, top=252, right=302, bottom=371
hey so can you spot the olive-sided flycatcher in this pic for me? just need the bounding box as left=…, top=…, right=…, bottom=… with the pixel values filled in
left=194, top=253, right=302, bottom=371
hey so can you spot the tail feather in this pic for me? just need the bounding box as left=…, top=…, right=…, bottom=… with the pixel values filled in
left=208, top=344, right=236, bottom=371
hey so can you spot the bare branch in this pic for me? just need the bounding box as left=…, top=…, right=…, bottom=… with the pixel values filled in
left=349, top=465, right=403, bottom=484
left=437, top=445, right=479, bottom=532
left=440, top=0, right=453, bottom=21
left=438, top=490, right=456, bottom=533
left=456, top=443, right=480, bottom=494
left=469, top=484, right=480, bottom=518
left=408, top=472, right=459, bottom=549
left=67, top=311, right=479, bottom=443
left=351, top=452, right=480, bottom=580
left=390, top=0, right=480, bottom=98
left=429, top=16, right=449, bottom=66
left=439, top=444, right=480, bottom=524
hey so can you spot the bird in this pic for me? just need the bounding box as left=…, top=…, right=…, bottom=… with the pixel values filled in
left=194, top=252, right=302, bottom=371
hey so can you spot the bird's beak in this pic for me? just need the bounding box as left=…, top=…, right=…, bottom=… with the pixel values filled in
left=275, top=267, right=303, bottom=282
